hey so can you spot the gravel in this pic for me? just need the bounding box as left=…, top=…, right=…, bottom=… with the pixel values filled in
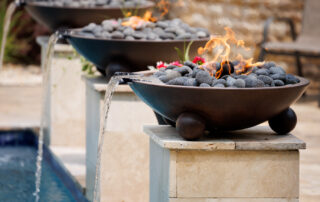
left=153, top=61, right=301, bottom=89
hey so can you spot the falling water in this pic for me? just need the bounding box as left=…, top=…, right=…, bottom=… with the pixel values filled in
left=33, top=32, right=59, bottom=202
left=0, top=2, right=16, bottom=71
left=92, top=73, right=141, bottom=202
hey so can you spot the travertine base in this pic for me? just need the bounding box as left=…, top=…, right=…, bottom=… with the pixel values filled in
left=84, top=76, right=157, bottom=202
left=144, top=125, right=306, bottom=202
left=37, top=36, right=86, bottom=147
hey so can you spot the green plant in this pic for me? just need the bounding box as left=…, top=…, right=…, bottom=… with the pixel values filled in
left=174, top=41, right=193, bottom=63
left=80, top=56, right=95, bottom=75
left=68, top=50, right=96, bottom=75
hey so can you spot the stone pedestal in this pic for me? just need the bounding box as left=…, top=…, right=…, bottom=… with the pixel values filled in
left=84, top=76, right=157, bottom=202
left=36, top=36, right=86, bottom=147
left=144, top=125, right=306, bottom=202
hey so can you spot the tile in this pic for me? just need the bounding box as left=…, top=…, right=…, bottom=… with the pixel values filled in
left=176, top=150, right=299, bottom=198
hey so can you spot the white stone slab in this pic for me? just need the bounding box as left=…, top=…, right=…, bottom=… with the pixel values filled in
left=144, top=125, right=306, bottom=151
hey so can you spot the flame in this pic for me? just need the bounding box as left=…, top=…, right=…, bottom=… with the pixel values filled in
left=157, top=0, right=170, bottom=17
left=198, top=27, right=264, bottom=78
left=121, top=11, right=157, bottom=29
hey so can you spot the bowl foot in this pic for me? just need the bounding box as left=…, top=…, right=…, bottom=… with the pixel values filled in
left=176, top=113, right=205, bottom=140
left=268, top=108, right=297, bottom=135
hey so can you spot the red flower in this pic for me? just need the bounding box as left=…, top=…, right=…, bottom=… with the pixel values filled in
left=157, top=61, right=167, bottom=69
left=193, top=56, right=205, bottom=65
left=170, top=61, right=183, bottom=67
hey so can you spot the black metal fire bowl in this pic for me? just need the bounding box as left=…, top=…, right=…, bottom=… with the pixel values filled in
left=128, top=76, right=309, bottom=140
left=17, top=0, right=154, bottom=31
left=63, top=30, right=209, bottom=78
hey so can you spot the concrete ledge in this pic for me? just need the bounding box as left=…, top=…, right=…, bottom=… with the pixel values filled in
left=144, top=125, right=306, bottom=151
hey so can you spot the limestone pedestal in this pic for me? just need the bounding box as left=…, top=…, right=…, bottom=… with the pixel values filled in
left=144, top=125, right=306, bottom=202
left=84, top=76, right=157, bottom=202
left=36, top=36, right=85, bottom=147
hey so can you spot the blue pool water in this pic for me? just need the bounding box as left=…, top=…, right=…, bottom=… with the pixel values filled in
left=0, top=130, right=87, bottom=202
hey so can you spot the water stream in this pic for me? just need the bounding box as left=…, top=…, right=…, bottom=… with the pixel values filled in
left=0, top=2, right=16, bottom=71
left=92, top=74, right=141, bottom=202
left=33, top=32, right=59, bottom=202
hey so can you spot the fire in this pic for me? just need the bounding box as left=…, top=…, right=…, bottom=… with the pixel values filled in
left=157, top=0, right=170, bottom=17
left=121, top=11, right=157, bottom=29
left=198, top=27, right=264, bottom=78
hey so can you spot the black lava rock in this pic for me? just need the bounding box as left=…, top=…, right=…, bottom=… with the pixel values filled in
left=257, top=75, right=273, bottom=85
left=173, top=66, right=193, bottom=75
left=285, top=74, right=300, bottom=84
left=184, top=61, right=198, bottom=69
left=195, top=71, right=213, bottom=85
left=184, top=78, right=198, bottom=86
left=199, top=83, right=211, bottom=88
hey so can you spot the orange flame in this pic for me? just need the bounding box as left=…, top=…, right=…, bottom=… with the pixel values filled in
left=121, top=11, right=157, bottom=29
left=157, top=0, right=170, bottom=17
left=198, top=27, right=264, bottom=78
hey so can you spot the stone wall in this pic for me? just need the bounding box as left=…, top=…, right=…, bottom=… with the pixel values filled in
left=170, top=0, right=320, bottom=93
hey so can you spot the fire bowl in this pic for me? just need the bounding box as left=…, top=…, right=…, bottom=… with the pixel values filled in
left=63, top=31, right=209, bottom=78
left=19, top=1, right=154, bottom=31
left=128, top=76, right=309, bottom=140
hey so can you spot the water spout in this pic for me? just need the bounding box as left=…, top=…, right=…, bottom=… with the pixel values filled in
left=92, top=73, right=142, bottom=202
left=33, top=32, right=59, bottom=202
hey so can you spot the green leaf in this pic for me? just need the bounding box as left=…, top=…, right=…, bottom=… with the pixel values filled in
left=174, top=47, right=184, bottom=62
left=184, top=41, right=193, bottom=62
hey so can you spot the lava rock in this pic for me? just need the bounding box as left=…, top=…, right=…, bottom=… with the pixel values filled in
left=123, top=27, right=134, bottom=36
left=111, top=31, right=124, bottom=39
left=132, top=31, right=146, bottom=39
left=176, top=33, right=192, bottom=40
left=154, top=71, right=166, bottom=77
left=257, top=75, right=273, bottom=85
left=156, top=21, right=169, bottom=29
left=184, top=78, right=198, bottom=86
left=212, top=79, right=227, bottom=87
left=192, top=68, right=202, bottom=78
left=159, top=32, right=175, bottom=40
left=255, top=68, right=270, bottom=76
left=147, top=32, right=158, bottom=40
left=166, top=65, right=179, bottom=70
left=271, top=73, right=286, bottom=81
left=226, top=76, right=236, bottom=87
left=158, top=70, right=181, bottom=83
left=184, top=61, right=197, bottom=69
left=285, top=74, right=300, bottom=84
left=173, top=66, right=193, bottom=75
left=125, top=35, right=134, bottom=40
left=245, top=76, right=258, bottom=88
left=274, top=79, right=285, bottom=86
left=262, top=62, right=276, bottom=69
left=195, top=71, right=213, bottom=85
left=199, top=83, right=211, bottom=87
left=82, top=23, right=97, bottom=32
left=213, top=83, right=225, bottom=88
left=167, top=77, right=188, bottom=85
left=270, top=66, right=286, bottom=75
left=233, top=79, right=246, bottom=88
left=102, top=20, right=114, bottom=32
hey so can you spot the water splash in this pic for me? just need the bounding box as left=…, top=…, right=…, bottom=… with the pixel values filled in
left=33, top=32, right=59, bottom=202
left=0, top=2, right=17, bottom=71
left=92, top=73, right=141, bottom=202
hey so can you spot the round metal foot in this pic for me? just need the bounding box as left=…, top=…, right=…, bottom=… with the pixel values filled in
left=176, top=113, right=205, bottom=140
left=268, top=108, right=297, bottom=135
